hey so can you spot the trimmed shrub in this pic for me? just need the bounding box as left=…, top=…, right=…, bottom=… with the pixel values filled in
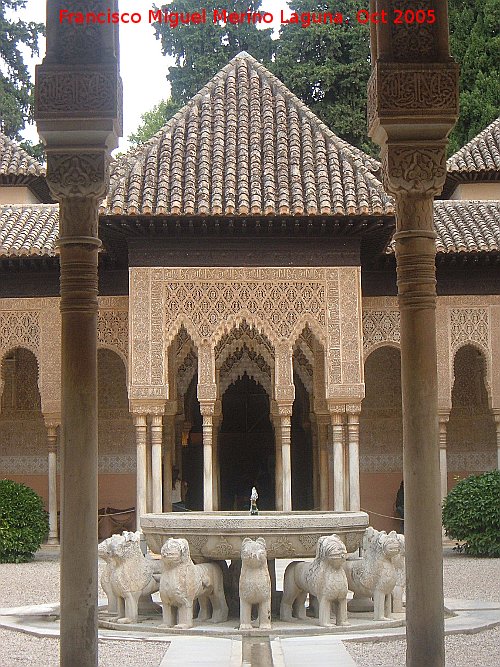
left=442, top=470, right=500, bottom=557
left=0, top=479, right=49, bottom=563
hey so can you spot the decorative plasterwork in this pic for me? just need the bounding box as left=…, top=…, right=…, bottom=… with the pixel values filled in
left=450, top=308, right=489, bottom=352
left=97, top=297, right=129, bottom=363
left=363, top=310, right=401, bottom=357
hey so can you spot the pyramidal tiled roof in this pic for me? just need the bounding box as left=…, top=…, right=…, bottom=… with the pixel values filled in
left=104, top=52, right=393, bottom=218
left=0, top=205, right=58, bottom=257
left=447, top=118, right=500, bottom=175
left=0, top=133, right=46, bottom=180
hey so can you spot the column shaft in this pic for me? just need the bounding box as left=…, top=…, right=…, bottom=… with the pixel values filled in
left=395, top=207, right=444, bottom=666
left=163, top=416, right=174, bottom=512
left=134, top=414, right=147, bottom=529
left=280, top=414, right=292, bottom=512
left=202, top=413, right=213, bottom=511
left=47, top=425, right=59, bottom=545
left=151, top=415, right=163, bottom=513
left=331, top=412, right=345, bottom=511
left=347, top=410, right=361, bottom=511
left=59, top=240, right=99, bottom=667
left=439, top=416, right=449, bottom=503
left=274, top=417, right=283, bottom=511
left=495, top=417, right=500, bottom=470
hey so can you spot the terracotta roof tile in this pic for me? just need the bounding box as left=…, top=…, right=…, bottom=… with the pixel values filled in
left=0, top=205, right=58, bottom=256
left=447, top=118, right=500, bottom=175
left=434, top=201, right=500, bottom=253
left=104, top=52, right=393, bottom=218
left=0, top=133, right=46, bottom=179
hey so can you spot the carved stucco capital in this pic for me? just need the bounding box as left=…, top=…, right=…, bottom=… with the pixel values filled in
left=46, top=151, right=109, bottom=201
left=130, top=400, right=166, bottom=416
left=381, top=142, right=447, bottom=199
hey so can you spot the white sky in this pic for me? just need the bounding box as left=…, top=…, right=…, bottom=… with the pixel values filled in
left=18, top=1, right=289, bottom=153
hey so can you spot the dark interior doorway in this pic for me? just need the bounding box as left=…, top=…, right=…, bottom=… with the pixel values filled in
left=219, top=373, right=275, bottom=511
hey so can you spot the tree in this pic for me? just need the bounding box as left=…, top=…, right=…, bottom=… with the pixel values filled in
left=273, top=0, right=376, bottom=155
left=448, top=0, right=500, bottom=155
left=0, top=0, right=44, bottom=141
left=128, top=98, right=182, bottom=146
left=152, top=0, right=275, bottom=105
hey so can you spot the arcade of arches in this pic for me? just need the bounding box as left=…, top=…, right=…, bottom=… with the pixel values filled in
left=1, top=290, right=499, bottom=541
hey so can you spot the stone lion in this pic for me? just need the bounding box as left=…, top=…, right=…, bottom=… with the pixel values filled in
left=280, top=534, right=349, bottom=627
left=106, top=531, right=159, bottom=624
left=239, top=537, right=271, bottom=630
left=159, top=537, right=228, bottom=629
left=98, top=533, right=123, bottom=615
left=345, top=526, right=402, bottom=621
left=392, top=533, right=405, bottom=613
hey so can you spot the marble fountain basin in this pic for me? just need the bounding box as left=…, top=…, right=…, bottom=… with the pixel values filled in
left=141, top=511, right=369, bottom=559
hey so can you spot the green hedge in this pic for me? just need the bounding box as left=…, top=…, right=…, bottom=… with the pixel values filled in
left=442, top=470, right=500, bottom=557
left=0, top=479, right=49, bottom=563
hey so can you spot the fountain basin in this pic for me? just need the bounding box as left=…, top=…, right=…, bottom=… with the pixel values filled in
left=141, top=511, right=369, bottom=559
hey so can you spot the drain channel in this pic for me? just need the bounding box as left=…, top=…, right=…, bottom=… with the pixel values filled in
left=241, top=636, right=274, bottom=666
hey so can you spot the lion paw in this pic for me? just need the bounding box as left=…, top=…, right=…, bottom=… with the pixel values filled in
left=239, top=623, right=252, bottom=630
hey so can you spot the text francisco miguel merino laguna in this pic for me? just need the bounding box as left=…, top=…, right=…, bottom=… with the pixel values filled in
left=59, top=7, right=354, bottom=28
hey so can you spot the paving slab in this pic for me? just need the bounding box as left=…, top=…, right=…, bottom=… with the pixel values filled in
left=273, top=636, right=357, bottom=666
left=159, top=636, right=241, bottom=666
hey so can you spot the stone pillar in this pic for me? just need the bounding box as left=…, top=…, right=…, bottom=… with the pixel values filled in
left=438, top=413, right=449, bottom=503
left=494, top=414, right=500, bottom=471
left=212, top=414, right=221, bottom=510
left=317, top=417, right=330, bottom=511
left=279, top=406, right=293, bottom=512
left=151, top=414, right=163, bottom=513
left=330, top=407, right=345, bottom=511
left=133, top=414, right=148, bottom=529
left=163, top=413, right=176, bottom=512
left=45, top=418, right=60, bottom=545
left=272, top=413, right=283, bottom=511
left=347, top=405, right=361, bottom=511
left=368, top=6, right=458, bottom=662
left=36, top=4, right=120, bottom=657
left=200, top=405, right=214, bottom=511
left=310, top=414, right=320, bottom=508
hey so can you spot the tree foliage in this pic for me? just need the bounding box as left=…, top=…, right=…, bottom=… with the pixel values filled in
left=153, top=0, right=275, bottom=105
left=448, top=0, right=500, bottom=155
left=128, top=98, right=182, bottom=146
left=0, top=0, right=44, bottom=141
left=273, top=0, right=376, bottom=155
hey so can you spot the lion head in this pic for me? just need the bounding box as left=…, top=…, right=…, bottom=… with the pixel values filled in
left=98, top=533, right=124, bottom=562
left=161, top=537, right=191, bottom=567
left=315, top=534, right=347, bottom=569
left=380, top=531, right=402, bottom=561
left=241, top=537, right=267, bottom=568
left=109, top=531, right=142, bottom=561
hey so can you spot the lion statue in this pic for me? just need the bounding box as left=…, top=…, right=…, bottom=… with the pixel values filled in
left=280, top=534, right=349, bottom=627
left=98, top=533, right=123, bottom=614
left=239, top=537, right=271, bottom=630
left=159, top=537, right=228, bottom=629
left=392, top=533, right=405, bottom=613
left=105, top=531, right=160, bottom=624
left=345, top=527, right=403, bottom=621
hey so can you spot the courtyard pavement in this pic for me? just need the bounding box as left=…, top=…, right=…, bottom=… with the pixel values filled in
left=0, top=546, right=499, bottom=666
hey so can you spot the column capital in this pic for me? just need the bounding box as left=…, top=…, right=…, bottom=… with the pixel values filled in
left=276, top=401, right=293, bottom=418
left=199, top=402, right=215, bottom=417
left=43, top=414, right=61, bottom=430
left=129, top=399, right=166, bottom=416
left=345, top=403, right=362, bottom=416
left=381, top=141, right=448, bottom=200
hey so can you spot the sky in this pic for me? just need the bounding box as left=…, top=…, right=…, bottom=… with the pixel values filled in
left=19, top=1, right=290, bottom=153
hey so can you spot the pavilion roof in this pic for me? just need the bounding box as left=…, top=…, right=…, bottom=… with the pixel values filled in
left=0, top=133, right=46, bottom=180
left=447, top=117, right=500, bottom=176
left=0, top=204, right=58, bottom=257
left=103, top=52, right=394, bottom=218
left=433, top=200, right=500, bottom=254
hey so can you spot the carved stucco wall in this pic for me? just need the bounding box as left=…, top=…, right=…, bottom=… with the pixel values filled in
left=362, top=295, right=500, bottom=473
left=129, top=267, right=364, bottom=403
left=0, top=295, right=130, bottom=474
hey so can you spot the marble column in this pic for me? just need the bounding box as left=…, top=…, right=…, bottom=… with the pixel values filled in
left=317, top=417, right=330, bottom=511
left=347, top=406, right=361, bottom=512
left=45, top=420, right=59, bottom=545
left=368, top=6, right=458, bottom=663
left=438, top=413, right=449, bottom=503
left=279, top=408, right=293, bottom=512
left=273, top=415, right=283, bottom=511
left=212, top=415, right=221, bottom=510
left=150, top=414, right=163, bottom=513
left=163, top=414, right=175, bottom=512
left=35, top=4, right=120, bottom=664
left=200, top=405, right=214, bottom=511
left=330, top=409, right=345, bottom=511
left=310, top=415, right=320, bottom=508
left=134, top=414, right=148, bottom=529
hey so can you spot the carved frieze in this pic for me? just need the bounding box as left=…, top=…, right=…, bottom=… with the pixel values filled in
left=363, top=310, right=401, bottom=354
left=36, top=68, right=120, bottom=116
left=450, top=308, right=489, bottom=352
